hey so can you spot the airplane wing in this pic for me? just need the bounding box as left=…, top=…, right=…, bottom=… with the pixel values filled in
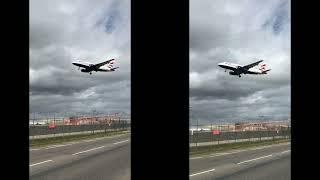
left=246, top=71, right=260, bottom=74
left=246, top=68, right=271, bottom=74
left=72, top=62, right=90, bottom=68
left=96, top=66, right=119, bottom=72
left=93, top=59, right=115, bottom=68
left=242, top=60, right=263, bottom=70
left=223, top=66, right=238, bottom=71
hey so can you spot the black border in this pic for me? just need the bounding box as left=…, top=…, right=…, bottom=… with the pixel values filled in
left=131, top=0, right=189, bottom=179
left=2, top=0, right=29, bottom=179
left=291, top=0, right=320, bottom=179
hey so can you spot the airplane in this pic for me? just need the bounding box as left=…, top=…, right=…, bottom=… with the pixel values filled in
left=72, top=58, right=119, bottom=75
left=218, top=60, right=271, bottom=77
left=190, top=128, right=211, bottom=135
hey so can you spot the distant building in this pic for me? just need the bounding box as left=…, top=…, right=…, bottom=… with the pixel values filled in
left=63, top=115, right=120, bottom=125
left=235, top=122, right=277, bottom=131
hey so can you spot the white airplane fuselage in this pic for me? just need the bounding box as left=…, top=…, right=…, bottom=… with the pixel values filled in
left=72, top=59, right=118, bottom=74
left=218, top=61, right=270, bottom=77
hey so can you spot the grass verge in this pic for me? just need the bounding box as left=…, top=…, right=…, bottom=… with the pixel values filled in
left=190, top=138, right=290, bottom=157
left=30, top=130, right=130, bottom=148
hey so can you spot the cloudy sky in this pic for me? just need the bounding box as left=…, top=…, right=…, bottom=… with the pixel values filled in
left=30, top=0, right=130, bottom=118
left=190, top=0, right=290, bottom=124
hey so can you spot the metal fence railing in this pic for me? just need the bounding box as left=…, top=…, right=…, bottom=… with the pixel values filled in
left=30, top=121, right=130, bottom=137
left=190, top=129, right=290, bottom=144
left=29, top=113, right=131, bottom=138
left=189, top=122, right=291, bottom=147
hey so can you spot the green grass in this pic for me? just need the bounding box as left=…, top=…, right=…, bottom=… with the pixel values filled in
left=30, top=130, right=130, bottom=148
left=190, top=138, right=290, bottom=157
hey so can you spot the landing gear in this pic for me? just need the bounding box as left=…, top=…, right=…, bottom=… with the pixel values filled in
left=90, top=72, right=92, bottom=75
left=239, top=75, right=241, bottom=78
left=225, top=69, right=226, bottom=72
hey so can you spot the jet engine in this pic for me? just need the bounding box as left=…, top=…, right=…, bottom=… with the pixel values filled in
left=81, top=69, right=89, bottom=72
left=229, top=71, right=238, bottom=75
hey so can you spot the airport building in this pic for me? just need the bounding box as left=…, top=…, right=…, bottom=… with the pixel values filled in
left=62, top=115, right=120, bottom=125
left=235, top=121, right=290, bottom=131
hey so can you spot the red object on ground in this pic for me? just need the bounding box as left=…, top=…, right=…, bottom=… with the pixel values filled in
left=212, top=130, right=220, bottom=135
left=48, top=124, right=56, bottom=129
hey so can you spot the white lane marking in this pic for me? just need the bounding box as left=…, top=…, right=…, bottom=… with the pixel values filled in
left=237, top=154, right=273, bottom=165
left=281, top=150, right=291, bottom=154
left=72, top=146, right=105, bottom=155
left=30, top=149, right=40, bottom=151
left=190, top=156, right=203, bottom=160
left=190, top=168, right=215, bottom=177
left=208, top=151, right=244, bottom=157
left=30, top=143, right=76, bottom=151
left=83, top=139, right=95, bottom=142
left=113, top=139, right=129, bottom=145
left=44, top=143, right=76, bottom=150
left=30, top=160, right=53, bottom=167
left=191, top=149, right=268, bottom=160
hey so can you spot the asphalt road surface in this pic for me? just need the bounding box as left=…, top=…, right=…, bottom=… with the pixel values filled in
left=30, top=133, right=289, bottom=180
left=190, top=142, right=290, bottom=180
left=30, top=133, right=130, bottom=180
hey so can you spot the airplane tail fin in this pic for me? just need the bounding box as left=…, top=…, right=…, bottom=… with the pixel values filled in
left=258, top=63, right=271, bottom=74
left=107, top=59, right=115, bottom=69
left=258, top=63, right=267, bottom=71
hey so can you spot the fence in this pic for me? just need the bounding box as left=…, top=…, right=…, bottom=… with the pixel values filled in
left=29, top=112, right=130, bottom=126
left=190, top=122, right=291, bottom=146
left=190, top=129, right=290, bottom=143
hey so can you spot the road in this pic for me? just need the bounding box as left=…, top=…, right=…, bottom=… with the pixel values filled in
left=190, top=142, right=290, bottom=180
left=30, top=133, right=130, bottom=180
left=30, top=133, right=289, bottom=179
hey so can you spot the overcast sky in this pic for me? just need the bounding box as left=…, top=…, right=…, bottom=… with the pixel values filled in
left=30, top=0, right=130, bottom=118
left=190, top=0, right=290, bottom=124
left=30, top=0, right=290, bottom=122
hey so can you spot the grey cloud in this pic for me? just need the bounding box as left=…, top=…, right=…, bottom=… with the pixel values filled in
left=30, top=0, right=130, bottom=115
left=190, top=0, right=290, bottom=124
